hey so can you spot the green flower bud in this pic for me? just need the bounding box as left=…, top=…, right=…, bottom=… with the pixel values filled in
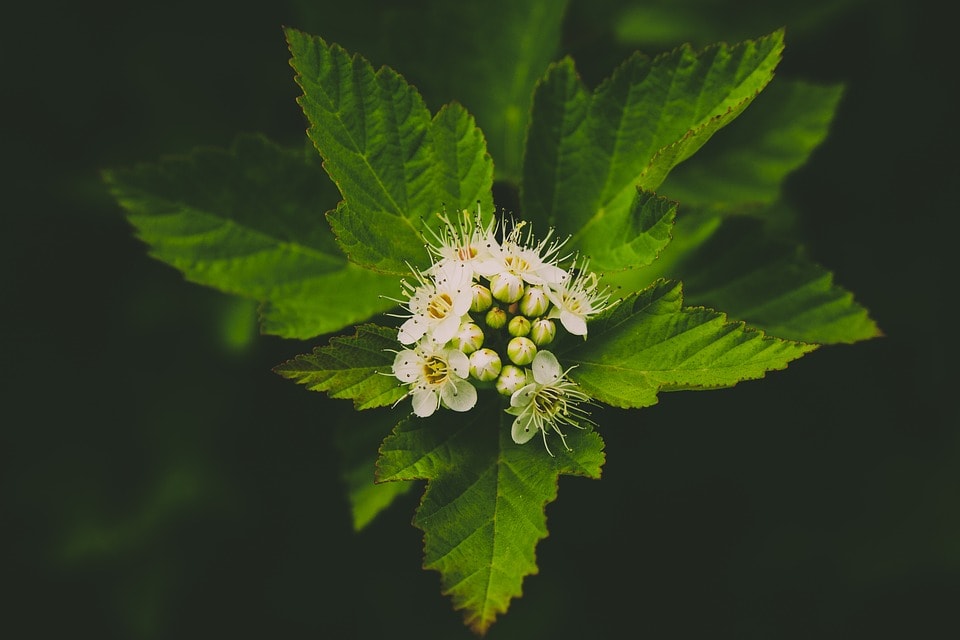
left=489, top=272, right=524, bottom=303
left=508, top=315, right=531, bottom=337
left=469, top=348, right=502, bottom=382
left=485, top=306, right=507, bottom=330
left=451, top=321, right=484, bottom=354
left=530, top=318, right=557, bottom=346
left=470, top=283, right=493, bottom=313
left=507, top=336, right=537, bottom=366
left=519, top=286, right=550, bottom=317
left=496, top=364, right=527, bottom=396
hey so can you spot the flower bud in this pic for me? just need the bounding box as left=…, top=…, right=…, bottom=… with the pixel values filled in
left=484, top=306, right=507, bottom=330
left=489, top=272, right=524, bottom=303
left=519, top=287, right=550, bottom=317
left=451, top=321, right=484, bottom=354
left=496, top=364, right=527, bottom=396
left=508, top=315, right=531, bottom=337
left=470, top=284, right=493, bottom=313
left=530, top=318, right=556, bottom=346
left=507, top=336, right=537, bottom=366
left=469, top=348, right=502, bottom=381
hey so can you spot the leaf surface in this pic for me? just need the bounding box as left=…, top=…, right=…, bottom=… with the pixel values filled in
left=560, top=279, right=818, bottom=408
left=521, top=29, right=784, bottom=254
left=575, top=188, right=679, bottom=272
left=273, top=324, right=406, bottom=410
left=104, top=134, right=397, bottom=339
left=376, top=402, right=604, bottom=634
left=661, top=79, right=845, bottom=208
left=386, top=0, right=569, bottom=183
left=286, top=28, right=494, bottom=274
left=662, top=217, right=880, bottom=344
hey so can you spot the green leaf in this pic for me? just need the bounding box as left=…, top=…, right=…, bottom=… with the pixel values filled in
left=103, top=134, right=398, bottom=340
left=521, top=29, right=783, bottom=254
left=394, top=0, right=570, bottom=183
left=286, top=28, right=494, bottom=274
left=312, top=0, right=569, bottom=183
left=661, top=79, right=845, bottom=208
left=376, top=400, right=604, bottom=634
left=333, top=406, right=415, bottom=531
left=593, top=80, right=865, bottom=342
left=600, top=206, right=881, bottom=345
left=575, top=188, right=678, bottom=272
left=659, top=216, right=881, bottom=344
left=560, top=279, right=818, bottom=408
left=291, top=0, right=568, bottom=182
left=273, top=324, right=406, bottom=410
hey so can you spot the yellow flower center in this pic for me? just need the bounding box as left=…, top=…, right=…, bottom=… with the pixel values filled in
left=503, top=255, right=530, bottom=274
left=457, top=246, right=479, bottom=260
left=561, top=292, right=583, bottom=313
left=532, top=386, right=564, bottom=419
left=427, top=293, right=454, bottom=319
left=422, top=356, right=450, bottom=385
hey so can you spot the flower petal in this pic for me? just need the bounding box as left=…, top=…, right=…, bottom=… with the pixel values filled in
left=441, top=378, right=477, bottom=413
left=446, top=349, right=470, bottom=378
left=510, top=382, right=538, bottom=408
left=559, top=309, right=588, bottom=336
left=511, top=412, right=539, bottom=444
left=411, top=389, right=438, bottom=417
left=398, top=316, right=427, bottom=344
left=431, top=313, right=462, bottom=345
left=392, top=350, right=422, bottom=382
left=533, top=263, right=568, bottom=286
left=531, top=350, right=561, bottom=385
left=452, top=289, right=474, bottom=315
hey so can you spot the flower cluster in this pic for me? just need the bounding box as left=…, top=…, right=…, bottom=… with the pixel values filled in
left=390, top=208, right=613, bottom=455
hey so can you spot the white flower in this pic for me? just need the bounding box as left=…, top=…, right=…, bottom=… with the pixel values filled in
left=392, top=343, right=477, bottom=418
left=546, top=259, right=613, bottom=337
left=476, top=220, right=570, bottom=287
left=506, top=350, right=594, bottom=456
left=397, top=261, right=474, bottom=346
left=424, top=207, right=500, bottom=279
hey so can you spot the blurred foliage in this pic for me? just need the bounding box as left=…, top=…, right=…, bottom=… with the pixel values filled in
left=4, top=0, right=957, bottom=638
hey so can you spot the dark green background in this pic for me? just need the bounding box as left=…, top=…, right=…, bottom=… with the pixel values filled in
left=4, top=1, right=956, bottom=638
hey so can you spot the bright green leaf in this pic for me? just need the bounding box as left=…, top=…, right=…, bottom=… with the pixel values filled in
left=521, top=29, right=783, bottom=254
left=291, top=0, right=567, bottom=183
left=600, top=206, right=881, bottom=345
left=104, top=134, right=398, bottom=340
left=560, top=279, right=818, bottom=408
left=576, top=188, right=678, bottom=272
left=659, top=216, right=881, bottom=344
left=286, top=28, right=494, bottom=274
left=273, top=324, right=406, bottom=410
left=376, top=400, right=604, bottom=634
